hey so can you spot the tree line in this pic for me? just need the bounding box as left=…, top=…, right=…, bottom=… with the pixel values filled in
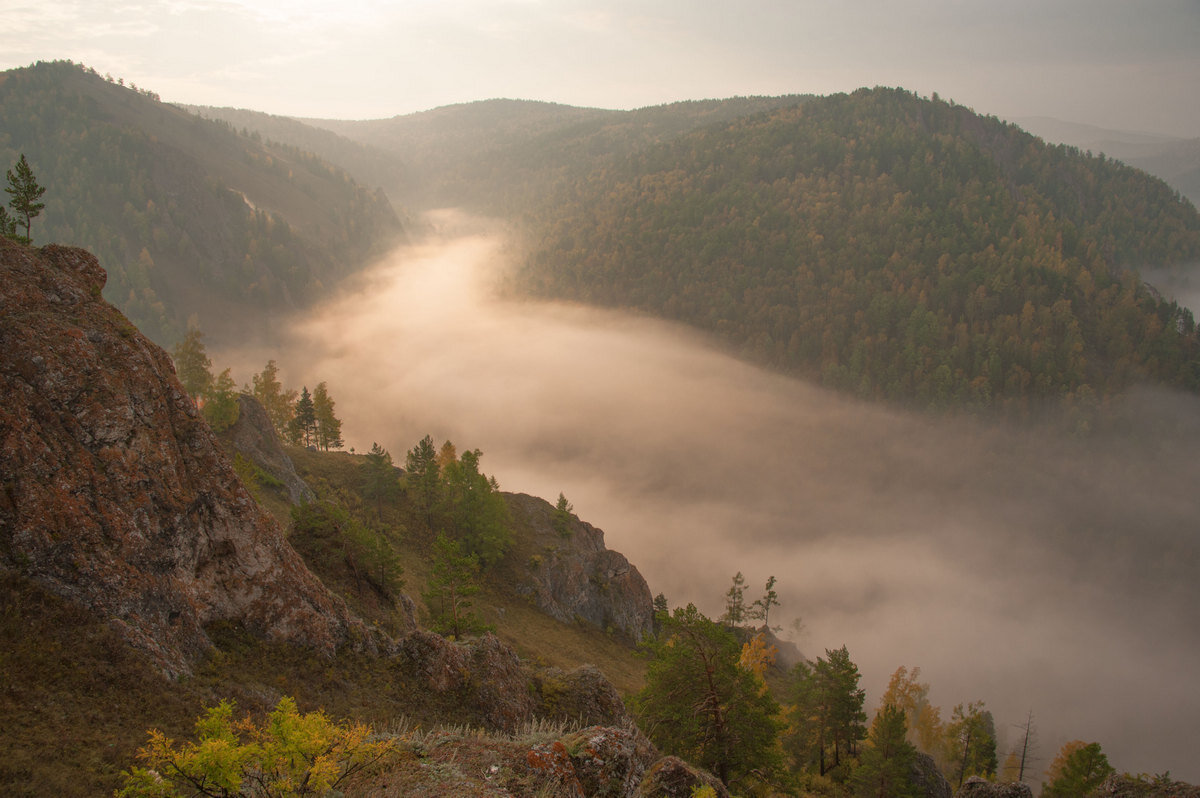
left=170, top=330, right=343, bottom=450
left=636, top=573, right=1129, bottom=797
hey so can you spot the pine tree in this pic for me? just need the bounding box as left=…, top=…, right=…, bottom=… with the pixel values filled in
left=361, top=443, right=398, bottom=520
left=852, top=704, right=921, bottom=798
left=404, top=435, right=441, bottom=530
left=0, top=205, right=17, bottom=239
left=722, top=571, right=747, bottom=626
left=202, top=368, right=240, bottom=432
left=784, top=645, right=867, bottom=778
left=749, top=574, right=780, bottom=630
left=438, top=448, right=512, bottom=566
left=1042, top=741, right=1114, bottom=798
left=422, top=533, right=486, bottom=639
left=5, top=154, right=46, bottom=244
left=552, top=492, right=574, bottom=537
left=288, top=386, right=317, bottom=447
left=312, top=382, right=343, bottom=451
left=633, top=604, right=782, bottom=791
left=171, top=328, right=213, bottom=398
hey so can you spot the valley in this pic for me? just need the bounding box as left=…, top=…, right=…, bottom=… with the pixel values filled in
left=217, top=212, right=1200, bottom=781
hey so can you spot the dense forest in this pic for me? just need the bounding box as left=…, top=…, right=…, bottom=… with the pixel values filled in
left=513, top=88, right=1200, bottom=419
left=0, top=61, right=403, bottom=344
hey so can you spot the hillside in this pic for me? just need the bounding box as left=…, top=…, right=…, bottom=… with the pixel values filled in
left=0, top=237, right=660, bottom=795
left=0, top=61, right=404, bottom=345
left=513, top=87, right=1200, bottom=417
left=298, top=96, right=811, bottom=211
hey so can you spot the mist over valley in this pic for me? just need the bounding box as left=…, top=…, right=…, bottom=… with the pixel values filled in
left=218, top=212, right=1200, bottom=780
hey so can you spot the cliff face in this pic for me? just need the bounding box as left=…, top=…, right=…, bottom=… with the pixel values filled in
left=506, top=493, right=655, bottom=642
left=225, top=393, right=314, bottom=505
left=0, top=239, right=372, bottom=676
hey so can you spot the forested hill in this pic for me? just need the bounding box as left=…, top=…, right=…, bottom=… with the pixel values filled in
left=301, top=95, right=810, bottom=211
left=516, top=87, right=1200, bottom=419
left=0, top=61, right=404, bottom=345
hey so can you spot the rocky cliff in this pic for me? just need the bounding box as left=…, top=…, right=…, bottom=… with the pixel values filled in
left=0, top=239, right=374, bottom=676
left=225, top=393, right=314, bottom=505
left=506, top=493, right=655, bottom=642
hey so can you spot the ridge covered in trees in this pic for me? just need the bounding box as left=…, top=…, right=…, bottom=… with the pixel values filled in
left=515, top=87, right=1200, bottom=418
left=0, top=60, right=403, bottom=344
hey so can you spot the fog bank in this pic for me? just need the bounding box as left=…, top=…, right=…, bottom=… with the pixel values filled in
left=220, top=211, right=1200, bottom=780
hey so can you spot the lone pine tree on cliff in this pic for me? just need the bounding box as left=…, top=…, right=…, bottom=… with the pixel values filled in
left=4, top=154, right=46, bottom=244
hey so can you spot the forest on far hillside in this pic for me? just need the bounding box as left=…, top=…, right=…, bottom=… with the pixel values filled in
left=514, top=88, right=1200, bottom=420
left=0, top=61, right=403, bottom=345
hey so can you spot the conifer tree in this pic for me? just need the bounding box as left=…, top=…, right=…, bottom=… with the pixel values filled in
left=438, top=448, right=512, bottom=566
left=422, top=533, right=486, bottom=638
left=552, top=492, right=574, bottom=536
left=171, top=329, right=213, bottom=398
left=722, top=571, right=747, bottom=626
left=361, top=443, right=398, bottom=520
left=784, top=645, right=867, bottom=778
left=288, top=386, right=317, bottom=447
left=202, top=368, right=240, bottom=432
left=851, top=704, right=921, bottom=798
left=312, top=381, right=343, bottom=451
left=5, top=154, right=46, bottom=244
left=634, top=604, right=782, bottom=791
left=404, top=435, right=441, bottom=530
left=750, top=574, right=780, bottom=630
left=0, top=205, right=17, bottom=239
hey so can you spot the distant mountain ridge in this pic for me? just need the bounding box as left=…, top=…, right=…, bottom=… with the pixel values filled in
left=0, top=61, right=404, bottom=345
left=1014, top=115, right=1200, bottom=206
left=514, top=87, right=1200, bottom=417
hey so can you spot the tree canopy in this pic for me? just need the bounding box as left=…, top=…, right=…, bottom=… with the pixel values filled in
left=633, top=603, right=782, bottom=791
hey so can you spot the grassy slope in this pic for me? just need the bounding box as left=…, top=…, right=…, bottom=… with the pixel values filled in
left=0, top=444, right=644, bottom=796
left=280, top=446, right=647, bottom=695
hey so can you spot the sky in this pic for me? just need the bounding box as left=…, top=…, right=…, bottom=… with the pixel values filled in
left=3, top=0, right=1199, bottom=136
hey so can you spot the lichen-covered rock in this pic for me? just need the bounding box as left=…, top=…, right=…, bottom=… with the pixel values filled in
left=956, top=776, right=1033, bottom=798
left=634, top=756, right=730, bottom=798
left=0, top=240, right=375, bottom=676
left=561, top=725, right=658, bottom=798
left=398, top=630, right=538, bottom=733
left=525, top=740, right=586, bottom=798
left=225, top=394, right=313, bottom=505
left=507, top=492, right=654, bottom=642
left=468, top=632, right=538, bottom=732
left=533, top=664, right=631, bottom=727
left=1093, top=774, right=1200, bottom=797
left=912, top=752, right=953, bottom=798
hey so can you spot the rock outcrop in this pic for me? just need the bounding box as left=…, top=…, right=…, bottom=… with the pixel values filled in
left=956, top=776, right=1032, bottom=798
left=912, top=752, right=953, bottom=798
left=224, top=393, right=313, bottom=505
left=0, top=240, right=374, bottom=676
left=507, top=492, right=655, bottom=642
left=1093, top=774, right=1200, bottom=797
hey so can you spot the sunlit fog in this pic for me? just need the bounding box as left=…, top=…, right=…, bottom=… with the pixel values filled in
left=218, top=210, right=1200, bottom=779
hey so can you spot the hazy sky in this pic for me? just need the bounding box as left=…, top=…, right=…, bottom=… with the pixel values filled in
left=3, top=0, right=1199, bottom=135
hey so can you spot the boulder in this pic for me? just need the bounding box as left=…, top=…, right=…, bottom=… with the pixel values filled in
left=634, top=756, right=730, bottom=798
left=561, top=725, right=658, bottom=798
